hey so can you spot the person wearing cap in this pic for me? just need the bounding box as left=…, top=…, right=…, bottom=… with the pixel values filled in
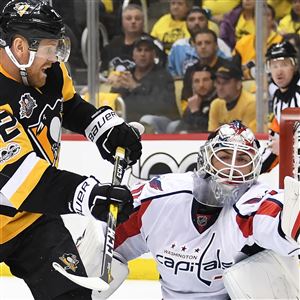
left=208, top=63, right=256, bottom=132
left=110, top=35, right=179, bottom=130
left=168, top=7, right=231, bottom=79
left=100, top=4, right=166, bottom=77
left=260, top=41, right=300, bottom=173
left=181, top=28, right=230, bottom=101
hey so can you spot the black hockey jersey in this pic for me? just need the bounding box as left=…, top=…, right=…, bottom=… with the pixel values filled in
left=0, top=62, right=97, bottom=243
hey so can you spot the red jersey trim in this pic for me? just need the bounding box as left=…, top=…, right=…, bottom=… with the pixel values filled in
left=115, top=199, right=152, bottom=248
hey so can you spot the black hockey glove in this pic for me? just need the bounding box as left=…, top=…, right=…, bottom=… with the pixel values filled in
left=70, top=177, right=133, bottom=224
left=85, top=106, right=142, bottom=165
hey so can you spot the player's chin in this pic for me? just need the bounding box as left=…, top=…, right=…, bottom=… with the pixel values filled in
left=34, top=73, right=47, bottom=88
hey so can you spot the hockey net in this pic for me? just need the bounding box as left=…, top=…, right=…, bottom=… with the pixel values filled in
left=279, top=108, right=300, bottom=188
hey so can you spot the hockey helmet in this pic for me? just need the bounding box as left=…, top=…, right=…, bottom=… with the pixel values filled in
left=194, top=121, right=262, bottom=207
left=0, top=0, right=65, bottom=46
left=197, top=120, right=262, bottom=186
left=266, top=41, right=297, bottom=61
left=0, top=0, right=70, bottom=85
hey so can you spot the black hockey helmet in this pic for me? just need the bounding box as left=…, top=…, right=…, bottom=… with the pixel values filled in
left=0, top=0, right=65, bottom=48
left=265, top=41, right=298, bottom=61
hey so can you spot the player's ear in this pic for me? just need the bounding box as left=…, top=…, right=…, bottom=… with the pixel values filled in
left=11, top=36, right=28, bottom=58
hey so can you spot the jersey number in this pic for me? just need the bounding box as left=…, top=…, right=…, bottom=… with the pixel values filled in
left=0, top=111, right=21, bottom=142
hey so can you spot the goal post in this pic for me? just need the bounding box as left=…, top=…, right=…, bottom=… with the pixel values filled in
left=279, top=108, right=300, bottom=189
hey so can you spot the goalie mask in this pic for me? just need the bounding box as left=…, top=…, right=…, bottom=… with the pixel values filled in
left=195, top=121, right=262, bottom=207
left=0, top=0, right=70, bottom=85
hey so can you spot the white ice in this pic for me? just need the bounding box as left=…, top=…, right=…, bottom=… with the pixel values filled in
left=0, top=277, right=162, bottom=299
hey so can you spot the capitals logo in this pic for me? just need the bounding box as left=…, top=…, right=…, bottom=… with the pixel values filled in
left=19, top=93, right=37, bottom=119
left=149, top=176, right=163, bottom=191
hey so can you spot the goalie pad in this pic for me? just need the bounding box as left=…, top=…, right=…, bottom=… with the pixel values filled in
left=282, top=176, right=300, bottom=243
left=76, top=219, right=128, bottom=299
left=223, top=250, right=299, bottom=299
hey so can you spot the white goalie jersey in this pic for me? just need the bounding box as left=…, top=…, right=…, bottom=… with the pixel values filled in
left=114, top=172, right=299, bottom=299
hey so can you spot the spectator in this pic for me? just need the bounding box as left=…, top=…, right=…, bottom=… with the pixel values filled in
left=168, top=7, right=231, bottom=79
left=220, top=0, right=255, bottom=50
left=100, top=4, right=166, bottom=76
left=110, top=35, right=179, bottom=128
left=202, top=0, right=240, bottom=23
left=278, top=0, right=300, bottom=35
left=233, top=4, right=283, bottom=80
left=181, top=29, right=229, bottom=100
left=261, top=41, right=300, bottom=173
left=175, top=64, right=217, bottom=132
left=208, top=64, right=256, bottom=132
left=150, top=0, right=194, bottom=53
left=267, top=0, right=292, bottom=20
left=283, top=33, right=300, bottom=62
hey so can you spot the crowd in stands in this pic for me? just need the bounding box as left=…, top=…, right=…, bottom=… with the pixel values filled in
left=57, top=0, right=300, bottom=139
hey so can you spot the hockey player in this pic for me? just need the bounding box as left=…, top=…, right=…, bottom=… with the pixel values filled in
left=0, top=0, right=142, bottom=299
left=103, top=120, right=299, bottom=299
left=262, top=40, right=300, bottom=172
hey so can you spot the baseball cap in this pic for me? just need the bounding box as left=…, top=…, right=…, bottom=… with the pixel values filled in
left=215, top=64, right=243, bottom=80
left=133, top=35, right=164, bottom=52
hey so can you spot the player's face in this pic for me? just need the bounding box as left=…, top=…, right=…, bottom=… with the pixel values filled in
left=211, top=149, right=253, bottom=181
left=133, top=43, right=156, bottom=69
left=269, top=58, right=296, bottom=90
left=187, top=12, right=208, bottom=34
left=27, top=39, right=59, bottom=88
left=194, top=33, right=217, bottom=60
left=192, top=71, right=214, bottom=97
left=170, top=0, right=189, bottom=20
left=122, top=9, right=144, bottom=35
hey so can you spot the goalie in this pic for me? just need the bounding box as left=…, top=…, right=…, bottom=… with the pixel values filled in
left=98, top=120, right=299, bottom=299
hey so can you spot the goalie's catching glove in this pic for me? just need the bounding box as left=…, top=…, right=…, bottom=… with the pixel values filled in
left=85, top=106, right=142, bottom=165
left=70, top=177, right=133, bottom=224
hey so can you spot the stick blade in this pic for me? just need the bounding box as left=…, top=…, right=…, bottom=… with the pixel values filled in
left=52, top=262, right=110, bottom=291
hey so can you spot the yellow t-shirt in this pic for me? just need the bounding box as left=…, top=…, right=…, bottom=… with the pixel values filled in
left=267, top=0, right=292, bottom=20
left=278, top=14, right=300, bottom=35
left=202, top=0, right=240, bottom=16
left=208, top=89, right=256, bottom=132
left=102, top=0, right=113, bottom=13
left=151, top=14, right=190, bottom=53
left=235, top=14, right=255, bottom=42
left=233, top=31, right=283, bottom=79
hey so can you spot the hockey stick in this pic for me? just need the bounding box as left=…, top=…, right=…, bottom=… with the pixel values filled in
left=52, top=147, right=127, bottom=291
left=53, top=122, right=144, bottom=290
left=100, top=146, right=127, bottom=284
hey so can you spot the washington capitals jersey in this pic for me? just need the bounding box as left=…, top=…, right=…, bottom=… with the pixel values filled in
left=0, top=62, right=97, bottom=243
left=115, top=173, right=299, bottom=299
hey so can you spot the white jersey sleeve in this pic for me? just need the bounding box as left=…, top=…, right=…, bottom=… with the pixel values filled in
left=232, top=182, right=299, bottom=256
left=114, top=173, right=194, bottom=261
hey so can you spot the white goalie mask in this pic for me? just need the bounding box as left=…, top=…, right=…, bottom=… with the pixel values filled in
left=195, top=121, right=262, bottom=207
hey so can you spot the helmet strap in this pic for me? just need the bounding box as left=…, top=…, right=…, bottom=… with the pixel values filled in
left=4, top=46, right=36, bottom=86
